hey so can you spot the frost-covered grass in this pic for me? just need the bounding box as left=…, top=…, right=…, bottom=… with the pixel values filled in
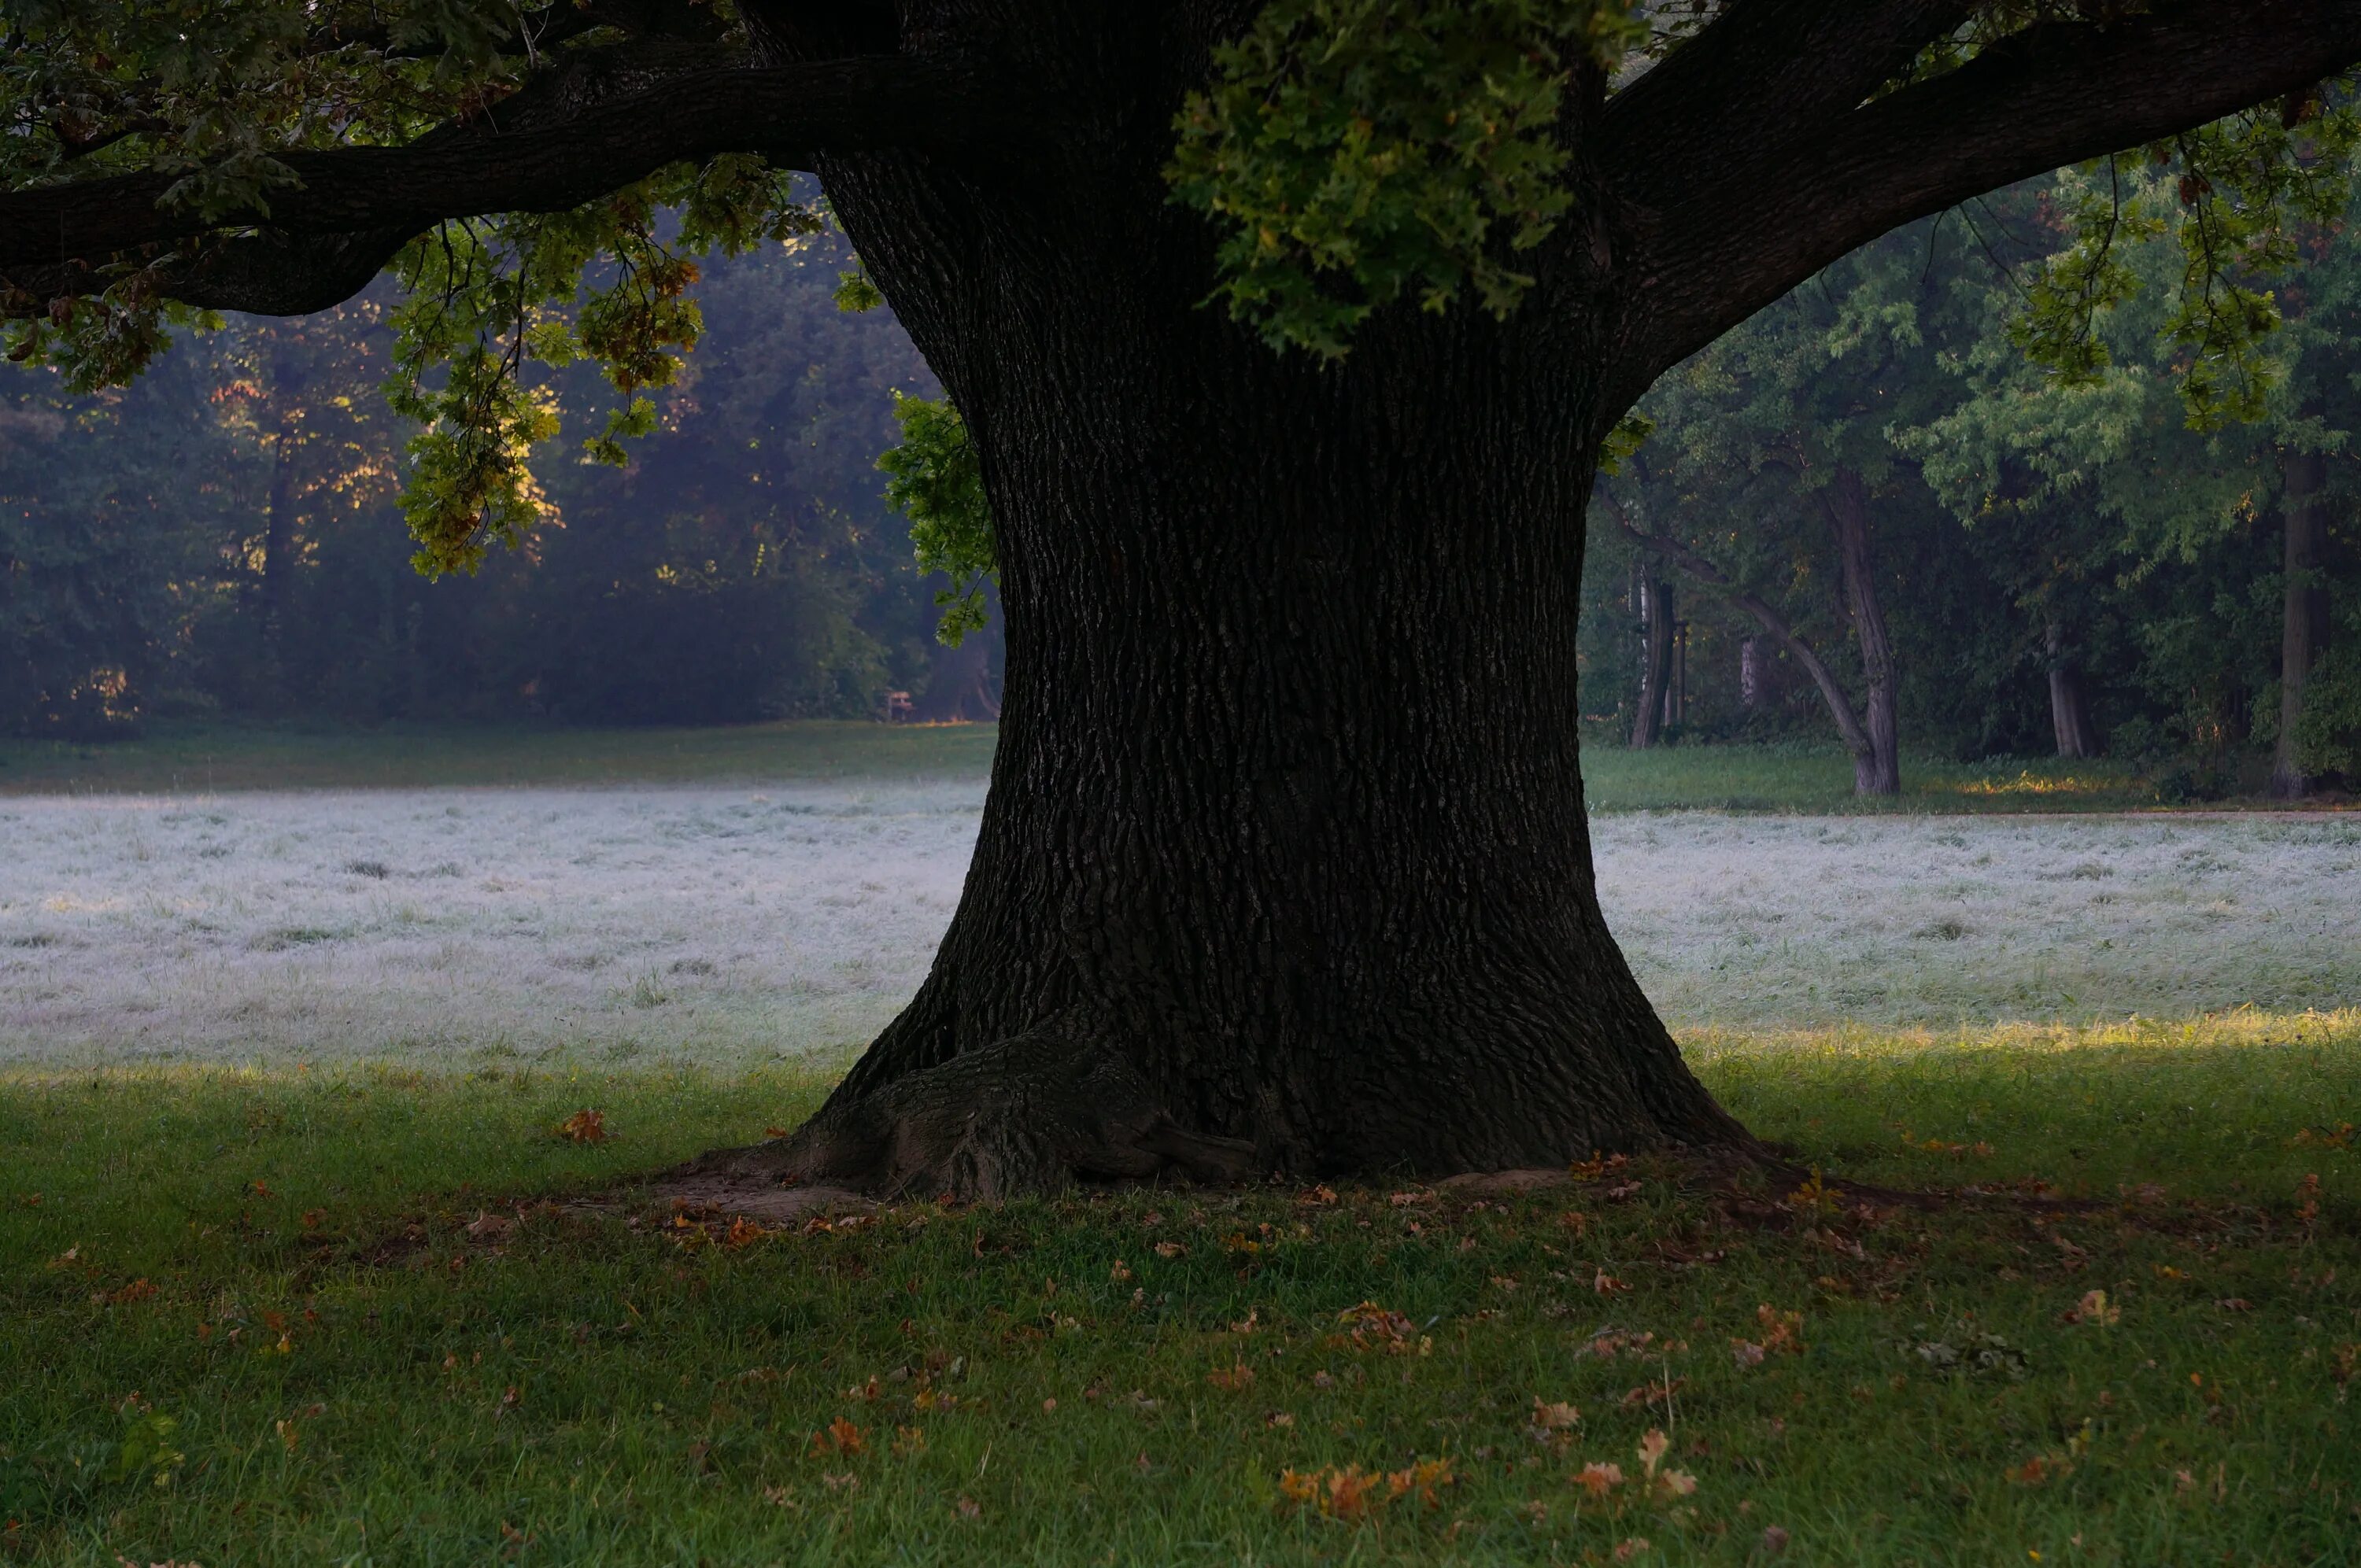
left=3, top=788, right=2355, bottom=1067
left=0, top=784, right=981, bottom=1068
left=1601, top=813, right=2361, bottom=1028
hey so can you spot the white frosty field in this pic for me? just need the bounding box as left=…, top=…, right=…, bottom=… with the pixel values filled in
left=1, top=787, right=2355, bottom=1067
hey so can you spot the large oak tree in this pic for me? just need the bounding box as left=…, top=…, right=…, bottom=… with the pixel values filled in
left=6, top=1, right=2359, bottom=1197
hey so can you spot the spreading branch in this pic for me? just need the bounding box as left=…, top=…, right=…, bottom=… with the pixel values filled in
left=1607, top=1, right=1972, bottom=179
left=1, top=231, right=418, bottom=319
left=0, top=55, right=1007, bottom=278
left=1616, top=0, right=2361, bottom=383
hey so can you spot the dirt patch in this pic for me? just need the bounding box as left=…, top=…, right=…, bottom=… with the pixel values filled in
left=608, top=1174, right=880, bottom=1226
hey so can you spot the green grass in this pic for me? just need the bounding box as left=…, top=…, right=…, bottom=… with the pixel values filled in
left=1578, top=744, right=2182, bottom=815
left=6, top=1015, right=2358, bottom=1565
left=10, top=719, right=2341, bottom=814
left=0, top=719, right=996, bottom=795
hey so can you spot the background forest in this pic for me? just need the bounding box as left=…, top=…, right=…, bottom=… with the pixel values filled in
left=1584, top=166, right=2361, bottom=800
left=0, top=227, right=1002, bottom=737
left=5, top=169, right=2356, bottom=801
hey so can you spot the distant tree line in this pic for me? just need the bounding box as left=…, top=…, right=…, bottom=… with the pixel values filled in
left=1, top=230, right=1002, bottom=738
left=9, top=169, right=2355, bottom=806
left=1584, top=166, right=2361, bottom=800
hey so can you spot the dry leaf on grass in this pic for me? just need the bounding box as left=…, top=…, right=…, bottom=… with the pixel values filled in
left=556, top=1109, right=608, bottom=1144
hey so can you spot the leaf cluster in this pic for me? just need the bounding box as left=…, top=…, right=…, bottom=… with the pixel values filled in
left=877, top=393, right=996, bottom=646
left=2014, top=90, right=2361, bottom=429
left=3, top=2, right=828, bottom=579
left=1166, top=0, right=1646, bottom=357
left=1, top=0, right=557, bottom=386
left=379, top=156, right=822, bottom=577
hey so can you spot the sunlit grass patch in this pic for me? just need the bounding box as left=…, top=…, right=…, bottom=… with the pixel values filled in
left=1687, top=1009, right=2361, bottom=1199
left=1938, top=767, right=2143, bottom=801
left=2, top=1020, right=2358, bottom=1565
left=1577, top=743, right=2164, bottom=814
left=0, top=718, right=997, bottom=796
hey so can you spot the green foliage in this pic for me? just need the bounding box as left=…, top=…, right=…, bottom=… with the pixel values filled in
left=2, top=234, right=988, bottom=732
left=1166, top=0, right=1646, bottom=356
left=2016, top=94, right=2361, bottom=428
left=0, top=3, right=829, bottom=580
left=878, top=393, right=997, bottom=646
left=0, top=348, right=240, bottom=736
left=1595, top=409, right=1652, bottom=476
left=2008, top=160, right=2168, bottom=389
left=1592, top=149, right=2361, bottom=782
left=379, top=158, right=823, bottom=577
left=0, top=0, right=532, bottom=394
left=2294, top=633, right=2361, bottom=777
left=105, top=1409, right=183, bottom=1489
left=833, top=269, right=886, bottom=314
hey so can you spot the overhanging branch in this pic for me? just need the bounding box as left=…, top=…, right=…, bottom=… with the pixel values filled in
left=0, top=55, right=1010, bottom=275
left=2, top=231, right=417, bottom=318
left=1618, top=0, right=2361, bottom=384
left=1607, top=1, right=1971, bottom=180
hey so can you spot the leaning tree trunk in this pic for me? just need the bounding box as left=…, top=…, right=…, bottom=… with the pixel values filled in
left=698, top=153, right=1750, bottom=1200
left=1632, top=574, right=1676, bottom=748
left=2270, top=440, right=2330, bottom=800
left=2045, top=619, right=2100, bottom=760
left=1826, top=470, right=1901, bottom=796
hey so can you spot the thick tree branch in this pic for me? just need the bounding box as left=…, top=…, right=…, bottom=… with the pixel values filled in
left=1608, top=1, right=1971, bottom=177
left=1618, top=0, right=2361, bottom=385
left=0, top=231, right=416, bottom=318
left=740, top=0, right=900, bottom=62
left=1598, top=490, right=1874, bottom=761
left=0, top=56, right=1010, bottom=275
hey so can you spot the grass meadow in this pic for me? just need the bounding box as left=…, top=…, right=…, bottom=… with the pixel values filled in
left=0, top=718, right=2286, bottom=813
left=2, top=721, right=2356, bottom=1565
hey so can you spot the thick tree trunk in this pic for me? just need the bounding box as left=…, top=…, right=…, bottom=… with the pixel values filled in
left=2045, top=620, right=2100, bottom=760
left=1632, top=574, right=1676, bottom=747
left=693, top=153, right=1750, bottom=1199
left=1826, top=470, right=1900, bottom=796
left=2271, top=443, right=2330, bottom=799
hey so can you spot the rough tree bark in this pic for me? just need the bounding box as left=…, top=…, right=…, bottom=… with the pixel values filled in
left=2045, top=620, right=2100, bottom=761
left=2270, top=440, right=2331, bottom=799
left=699, top=182, right=1747, bottom=1197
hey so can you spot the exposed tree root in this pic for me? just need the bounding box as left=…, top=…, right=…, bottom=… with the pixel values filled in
left=633, top=1143, right=2102, bottom=1229
left=674, top=1029, right=1258, bottom=1203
